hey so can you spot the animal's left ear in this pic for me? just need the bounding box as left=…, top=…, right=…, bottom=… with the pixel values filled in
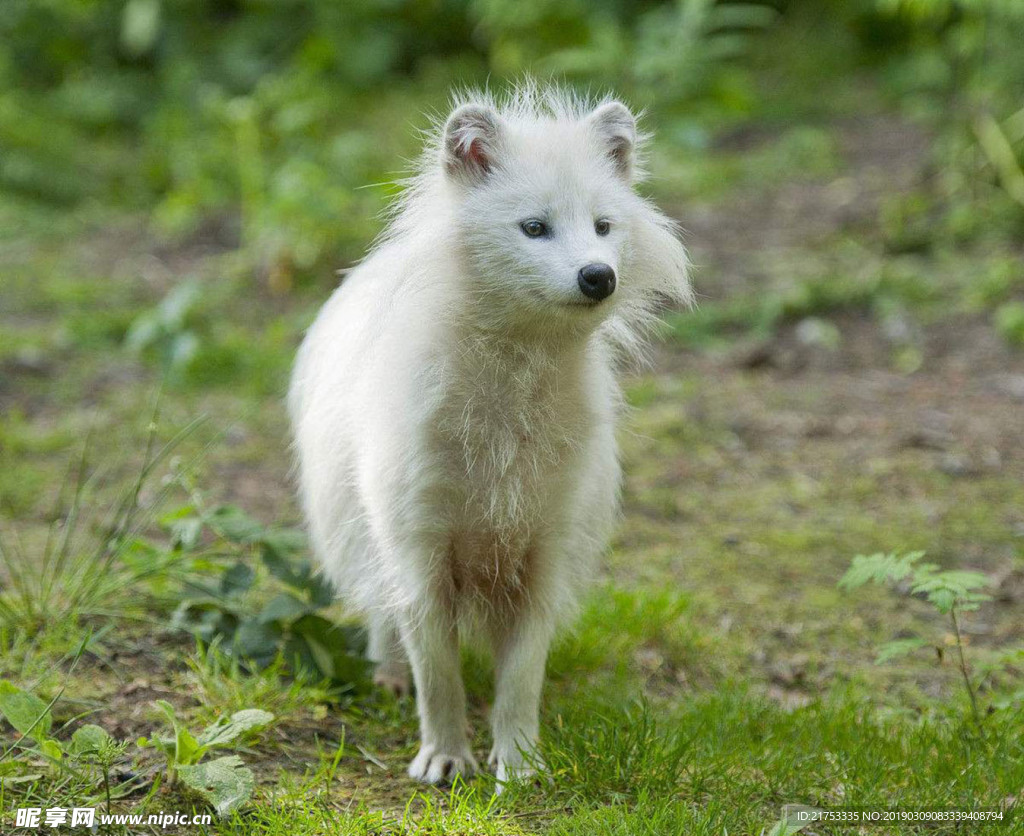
left=588, top=101, right=637, bottom=180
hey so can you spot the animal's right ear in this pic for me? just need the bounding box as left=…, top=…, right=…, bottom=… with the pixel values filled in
left=443, top=103, right=501, bottom=183
left=587, top=101, right=637, bottom=180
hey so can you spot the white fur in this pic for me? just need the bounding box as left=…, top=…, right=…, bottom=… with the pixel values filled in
left=288, top=83, right=690, bottom=787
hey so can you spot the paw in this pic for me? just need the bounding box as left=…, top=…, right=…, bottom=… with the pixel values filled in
left=373, top=666, right=411, bottom=698
left=408, top=744, right=478, bottom=785
left=488, top=747, right=541, bottom=788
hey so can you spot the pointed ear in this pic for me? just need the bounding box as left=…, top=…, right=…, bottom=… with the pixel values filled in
left=588, top=101, right=637, bottom=180
left=443, top=103, right=501, bottom=182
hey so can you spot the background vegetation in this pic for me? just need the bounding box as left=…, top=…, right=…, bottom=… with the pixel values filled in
left=1, top=0, right=1023, bottom=833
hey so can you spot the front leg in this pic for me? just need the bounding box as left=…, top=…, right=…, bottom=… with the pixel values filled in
left=401, top=600, right=478, bottom=784
left=489, top=607, right=554, bottom=786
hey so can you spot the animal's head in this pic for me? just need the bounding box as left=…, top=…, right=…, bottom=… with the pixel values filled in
left=436, top=87, right=691, bottom=342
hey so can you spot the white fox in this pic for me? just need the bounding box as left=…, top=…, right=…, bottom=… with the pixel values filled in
left=288, top=84, right=691, bottom=786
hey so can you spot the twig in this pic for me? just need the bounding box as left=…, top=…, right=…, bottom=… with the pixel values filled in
left=356, top=744, right=387, bottom=771
left=509, top=805, right=574, bottom=819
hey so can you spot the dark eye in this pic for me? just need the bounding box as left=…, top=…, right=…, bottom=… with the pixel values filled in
left=595, top=219, right=611, bottom=236
left=520, top=219, right=548, bottom=238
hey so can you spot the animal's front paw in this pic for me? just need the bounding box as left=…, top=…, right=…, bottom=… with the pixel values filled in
left=408, top=744, right=478, bottom=785
left=488, top=746, right=542, bottom=790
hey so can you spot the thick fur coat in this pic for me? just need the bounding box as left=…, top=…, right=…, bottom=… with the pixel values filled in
left=288, top=84, right=691, bottom=786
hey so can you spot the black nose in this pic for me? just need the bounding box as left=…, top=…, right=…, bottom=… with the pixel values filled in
left=577, top=263, right=616, bottom=301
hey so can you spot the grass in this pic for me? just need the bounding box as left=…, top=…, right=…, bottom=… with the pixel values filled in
left=183, top=645, right=336, bottom=727
left=0, top=415, right=203, bottom=642
left=0, top=415, right=1019, bottom=833
left=205, top=694, right=1023, bottom=834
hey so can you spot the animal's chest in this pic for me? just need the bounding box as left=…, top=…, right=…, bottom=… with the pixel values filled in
left=430, top=363, right=587, bottom=535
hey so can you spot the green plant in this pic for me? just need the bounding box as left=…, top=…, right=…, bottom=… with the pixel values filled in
left=138, top=700, right=273, bottom=816
left=666, top=267, right=925, bottom=356
left=838, top=551, right=995, bottom=725
left=0, top=419, right=199, bottom=639
left=0, top=679, right=64, bottom=765
left=169, top=505, right=370, bottom=691
left=124, top=280, right=202, bottom=378
left=0, top=678, right=136, bottom=813
left=65, top=725, right=131, bottom=815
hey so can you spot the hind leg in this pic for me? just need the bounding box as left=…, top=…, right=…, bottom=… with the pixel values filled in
left=368, top=610, right=410, bottom=697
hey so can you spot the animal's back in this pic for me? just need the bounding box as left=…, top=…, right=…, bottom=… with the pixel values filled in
left=288, top=242, right=415, bottom=606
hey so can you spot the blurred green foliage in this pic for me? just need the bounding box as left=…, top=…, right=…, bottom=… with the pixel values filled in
left=0, top=0, right=830, bottom=278
left=1, top=0, right=1022, bottom=307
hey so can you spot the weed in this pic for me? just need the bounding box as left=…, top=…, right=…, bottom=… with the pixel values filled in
left=0, top=417, right=200, bottom=641
left=0, top=667, right=143, bottom=813
left=168, top=504, right=371, bottom=691
left=185, top=643, right=334, bottom=725
left=839, top=551, right=1001, bottom=725
left=139, top=700, right=274, bottom=815
left=124, top=280, right=203, bottom=379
